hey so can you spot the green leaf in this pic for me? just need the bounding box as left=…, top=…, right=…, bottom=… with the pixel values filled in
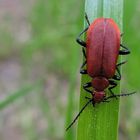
left=77, top=0, right=123, bottom=140
left=65, top=40, right=80, bottom=140
left=0, top=81, right=42, bottom=110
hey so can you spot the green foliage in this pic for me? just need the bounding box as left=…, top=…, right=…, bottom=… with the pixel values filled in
left=123, top=0, right=140, bottom=89
left=119, top=0, right=140, bottom=140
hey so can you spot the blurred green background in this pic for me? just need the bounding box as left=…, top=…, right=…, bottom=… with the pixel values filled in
left=0, top=0, right=139, bottom=140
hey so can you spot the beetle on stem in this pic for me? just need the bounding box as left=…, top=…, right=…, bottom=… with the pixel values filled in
left=66, top=13, right=135, bottom=131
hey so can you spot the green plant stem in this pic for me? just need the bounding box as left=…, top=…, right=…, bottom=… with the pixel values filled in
left=77, top=0, right=123, bottom=140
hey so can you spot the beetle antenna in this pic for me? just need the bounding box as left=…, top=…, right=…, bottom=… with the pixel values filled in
left=66, top=99, right=92, bottom=131
left=116, top=91, right=136, bottom=97
left=105, top=91, right=136, bottom=100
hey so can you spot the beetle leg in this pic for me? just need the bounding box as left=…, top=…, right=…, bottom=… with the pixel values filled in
left=92, top=102, right=95, bottom=107
left=108, top=80, right=118, bottom=99
left=85, top=12, right=90, bottom=26
left=85, top=96, right=95, bottom=107
left=76, top=27, right=88, bottom=47
left=119, top=44, right=130, bottom=55
left=113, top=61, right=127, bottom=81
left=83, top=82, right=92, bottom=94
left=80, top=69, right=87, bottom=74
left=117, top=61, right=127, bottom=67
left=82, top=47, right=86, bottom=58
left=80, top=60, right=87, bottom=69
left=113, top=67, right=121, bottom=81
left=85, top=96, right=91, bottom=100
left=80, top=60, right=87, bottom=74
left=80, top=48, right=87, bottom=74
left=76, top=13, right=90, bottom=47
left=80, top=57, right=87, bottom=74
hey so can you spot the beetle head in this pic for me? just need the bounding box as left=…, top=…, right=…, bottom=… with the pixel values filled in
left=93, top=91, right=105, bottom=103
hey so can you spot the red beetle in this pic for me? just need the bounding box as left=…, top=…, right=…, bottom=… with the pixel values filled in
left=66, top=14, right=135, bottom=131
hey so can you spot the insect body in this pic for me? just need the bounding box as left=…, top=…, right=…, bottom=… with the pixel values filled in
left=66, top=14, right=135, bottom=131
left=77, top=16, right=132, bottom=105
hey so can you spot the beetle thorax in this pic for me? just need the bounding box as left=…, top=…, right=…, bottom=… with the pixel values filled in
left=92, top=77, right=109, bottom=91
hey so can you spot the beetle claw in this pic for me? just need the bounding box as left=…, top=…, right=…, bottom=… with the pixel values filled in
left=85, top=96, right=91, bottom=100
